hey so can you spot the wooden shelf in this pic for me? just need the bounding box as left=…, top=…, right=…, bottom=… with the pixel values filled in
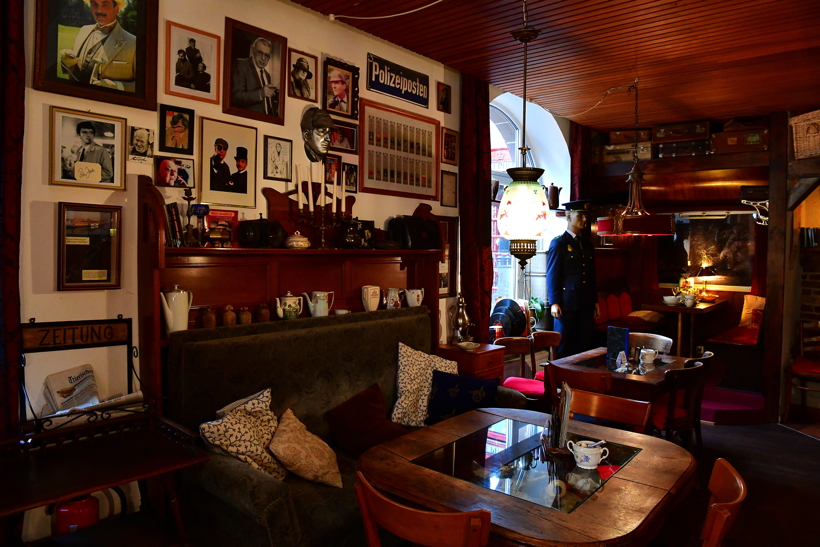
left=592, top=151, right=770, bottom=177
left=789, top=156, right=820, bottom=178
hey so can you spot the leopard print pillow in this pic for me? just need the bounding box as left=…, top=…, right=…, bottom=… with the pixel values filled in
left=270, top=409, right=342, bottom=488
left=390, top=343, right=458, bottom=427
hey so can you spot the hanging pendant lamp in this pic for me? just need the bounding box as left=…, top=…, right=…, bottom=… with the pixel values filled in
left=496, top=0, right=549, bottom=269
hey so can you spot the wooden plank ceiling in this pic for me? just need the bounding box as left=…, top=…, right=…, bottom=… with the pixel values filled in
left=291, top=0, right=820, bottom=132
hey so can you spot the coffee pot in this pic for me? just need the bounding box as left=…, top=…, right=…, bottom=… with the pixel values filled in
left=275, top=291, right=303, bottom=320
left=303, top=291, right=335, bottom=317
left=448, top=293, right=471, bottom=343
left=548, top=183, right=562, bottom=210
left=405, top=288, right=425, bottom=307
left=160, top=285, right=193, bottom=334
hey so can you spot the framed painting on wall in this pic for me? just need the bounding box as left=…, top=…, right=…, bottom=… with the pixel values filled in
left=58, top=202, right=122, bottom=291
left=342, top=162, right=358, bottom=193
left=287, top=48, right=318, bottom=103
left=440, top=170, right=457, bottom=208
left=323, top=58, right=359, bottom=120
left=33, top=0, right=158, bottom=111
left=158, top=104, right=195, bottom=155
left=436, top=82, right=452, bottom=114
left=199, top=117, right=257, bottom=208
left=442, top=127, right=459, bottom=165
left=438, top=215, right=459, bottom=297
left=264, top=136, right=292, bottom=182
left=329, top=119, right=358, bottom=154
left=165, top=21, right=221, bottom=105
left=154, top=156, right=195, bottom=188
left=359, top=99, right=440, bottom=200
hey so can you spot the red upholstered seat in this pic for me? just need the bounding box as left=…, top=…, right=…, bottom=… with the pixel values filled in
left=502, top=377, right=544, bottom=398
left=595, top=295, right=609, bottom=325
left=534, top=370, right=545, bottom=381
left=606, top=294, right=621, bottom=322
left=790, top=356, right=820, bottom=374
left=708, top=326, right=760, bottom=346
left=618, top=292, right=633, bottom=315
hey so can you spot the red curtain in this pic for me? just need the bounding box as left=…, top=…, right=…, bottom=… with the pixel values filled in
left=569, top=122, right=592, bottom=201
left=0, top=0, right=25, bottom=437
left=458, top=74, right=493, bottom=343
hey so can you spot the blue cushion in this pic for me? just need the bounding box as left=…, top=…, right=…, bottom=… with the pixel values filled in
left=425, top=371, right=499, bottom=425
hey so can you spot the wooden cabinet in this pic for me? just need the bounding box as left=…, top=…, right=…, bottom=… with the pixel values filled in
left=437, top=344, right=506, bottom=381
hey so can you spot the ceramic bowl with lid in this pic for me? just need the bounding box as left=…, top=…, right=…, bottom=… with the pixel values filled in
left=284, top=231, right=310, bottom=249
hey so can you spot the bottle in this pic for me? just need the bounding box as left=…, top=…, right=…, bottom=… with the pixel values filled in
left=222, top=304, right=236, bottom=326
left=201, top=306, right=216, bottom=329
left=238, top=306, right=252, bottom=325
left=257, top=303, right=271, bottom=323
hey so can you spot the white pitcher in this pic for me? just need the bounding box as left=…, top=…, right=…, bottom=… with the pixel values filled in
left=405, top=288, right=425, bottom=307
left=303, top=291, right=335, bottom=317
left=362, top=285, right=380, bottom=312
left=160, top=285, right=193, bottom=334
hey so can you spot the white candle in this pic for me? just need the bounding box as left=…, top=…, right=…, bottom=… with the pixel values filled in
left=321, top=176, right=326, bottom=208
left=297, top=166, right=303, bottom=210
left=331, top=181, right=337, bottom=214
left=340, top=184, right=345, bottom=215
left=308, top=164, right=314, bottom=212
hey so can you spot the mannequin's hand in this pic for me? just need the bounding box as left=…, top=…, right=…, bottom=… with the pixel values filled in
left=594, top=303, right=601, bottom=319
left=551, top=303, right=562, bottom=319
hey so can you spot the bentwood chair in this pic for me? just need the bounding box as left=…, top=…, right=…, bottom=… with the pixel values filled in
left=531, top=331, right=561, bottom=373
left=783, top=321, right=820, bottom=422
left=629, top=332, right=674, bottom=355
left=650, top=361, right=706, bottom=450
left=685, top=351, right=714, bottom=448
left=355, top=471, right=491, bottom=547
left=701, top=458, right=747, bottom=547
left=569, top=389, right=652, bottom=433
left=545, top=363, right=612, bottom=412
left=494, top=336, right=535, bottom=379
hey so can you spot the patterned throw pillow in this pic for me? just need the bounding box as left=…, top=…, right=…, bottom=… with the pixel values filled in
left=739, top=295, right=765, bottom=327
left=390, top=343, right=458, bottom=427
left=270, top=409, right=343, bottom=488
left=425, top=370, right=499, bottom=425
left=199, top=388, right=287, bottom=479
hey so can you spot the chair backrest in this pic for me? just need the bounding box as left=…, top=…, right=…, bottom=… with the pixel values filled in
left=494, top=336, right=535, bottom=378
left=545, top=363, right=612, bottom=411
left=629, top=332, right=673, bottom=354
left=660, top=361, right=706, bottom=431
left=569, top=389, right=652, bottom=433
left=531, top=330, right=561, bottom=363
left=701, top=458, right=747, bottom=547
left=355, top=471, right=491, bottom=547
left=684, top=351, right=715, bottom=409
left=799, top=321, right=820, bottom=360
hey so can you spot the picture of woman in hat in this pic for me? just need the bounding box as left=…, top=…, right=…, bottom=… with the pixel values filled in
left=290, top=57, right=313, bottom=99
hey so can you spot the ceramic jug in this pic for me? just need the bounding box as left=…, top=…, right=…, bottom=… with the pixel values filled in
left=405, top=288, right=425, bottom=307
left=385, top=288, right=405, bottom=309
left=303, top=291, right=335, bottom=317
left=160, top=285, right=193, bottom=334
left=362, top=285, right=380, bottom=312
left=548, top=183, right=562, bottom=210
left=275, top=291, right=303, bottom=320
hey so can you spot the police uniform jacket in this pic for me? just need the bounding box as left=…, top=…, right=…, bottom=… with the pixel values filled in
left=546, top=231, right=597, bottom=312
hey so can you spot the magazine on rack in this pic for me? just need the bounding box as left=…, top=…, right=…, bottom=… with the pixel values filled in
left=42, top=364, right=100, bottom=415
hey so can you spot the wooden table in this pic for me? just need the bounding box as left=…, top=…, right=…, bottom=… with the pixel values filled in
left=642, top=300, right=727, bottom=357
left=358, top=408, right=696, bottom=547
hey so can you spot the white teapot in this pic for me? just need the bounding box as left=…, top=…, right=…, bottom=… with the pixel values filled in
left=275, top=291, right=303, bottom=320
left=303, top=291, right=335, bottom=317
left=160, top=285, right=193, bottom=334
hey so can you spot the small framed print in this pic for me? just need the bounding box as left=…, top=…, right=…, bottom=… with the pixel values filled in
left=441, top=170, right=457, bottom=208
left=154, top=156, right=195, bottom=188
left=158, top=104, right=195, bottom=155
left=50, top=106, right=127, bottom=190
left=324, top=153, right=342, bottom=187
left=329, top=119, right=359, bottom=154
left=438, top=215, right=459, bottom=298
left=323, top=58, right=359, bottom=120
left=205, top=208, right=238, bottom=248
left=442, top=127, right=459, bottom=165
left=199, top=117, right=257, bottom=208
left=342, top=162, right=358, bottom=193
left=127, top=126, right=155, bottom=163
left=165, top=21, right=221, bottom=105
left=264, top=136, right=292, bottom=182
left=58, top=202, right=122, bottom=291
left=287, top=48, right=318, bottom=103
left=436, top=82, right=452, bottom=114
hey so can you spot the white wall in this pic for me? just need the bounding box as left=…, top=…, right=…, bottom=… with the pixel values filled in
left=20, top=0, right=459, bottom=540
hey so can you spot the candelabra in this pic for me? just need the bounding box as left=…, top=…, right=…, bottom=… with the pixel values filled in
left=293, top=180, right=344, bottom=249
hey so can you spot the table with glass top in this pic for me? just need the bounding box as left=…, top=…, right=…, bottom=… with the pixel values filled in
left=358, top=408, right=696, bottom=546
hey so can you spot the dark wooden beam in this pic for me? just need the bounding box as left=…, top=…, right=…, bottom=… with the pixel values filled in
left=789, top=157, right=820, bottom=179
left=787, top=177, right=820, bottom=211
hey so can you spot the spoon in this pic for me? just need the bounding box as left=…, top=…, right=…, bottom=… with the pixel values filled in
left=588, top=439, right=606, bottom=448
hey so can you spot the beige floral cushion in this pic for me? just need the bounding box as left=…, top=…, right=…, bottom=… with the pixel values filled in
left=269, top=409, right=342, bottom=488
left=199, top=388, right=287, bottom=479
left=390, top=343, right=458, bottom=427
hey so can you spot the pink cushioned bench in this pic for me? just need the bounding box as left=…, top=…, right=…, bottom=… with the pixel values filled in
left=594, top=292, right=665, bottom=338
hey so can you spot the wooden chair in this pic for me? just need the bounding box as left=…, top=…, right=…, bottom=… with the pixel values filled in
left=531, top=331, right=561, bottom=370
left=629, top=332, right=673, bottom=354
left=650, top=361, right=706, bottom=450
left=544, top=363, right=612, bottom=412
left=783, top=321, right=820, bottom=422
left=701, top=458, right=747, bottom=547
left=569, top=388, right=652, bottom=433
left=494, top=336, right=535, bottom=379
left=355, top=471, right=491, bottom=547
left=685, top=351, right=714, bottom=448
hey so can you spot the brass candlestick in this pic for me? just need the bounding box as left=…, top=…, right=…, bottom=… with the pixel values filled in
left=293, top=180, right=344, bottom=249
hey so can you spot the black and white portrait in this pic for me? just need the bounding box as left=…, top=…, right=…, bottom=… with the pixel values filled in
left=128, top=126, right=154, bottom=163
left=264, top=136, right=292, bottom=182
left=342, top=162, right=358, bottom=193
left=287, top=49, right=318, bottom=103
left=166, top=21, right=220, bottom=104
left=199, top=117, right=258, bottom=208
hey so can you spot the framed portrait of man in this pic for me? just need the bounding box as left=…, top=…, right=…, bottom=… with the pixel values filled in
left=287, top=49, right=318, bottom=104
left=436, top=82, right=452, bottom=114
left=264, top=136, right=292, bottom=182
left=199, top=117, right=258, bottom=208
left=50, top=106, right=126, bottom=190
left=342, top=162, right=358, bottom=193
left=322, top=58, right=359, bottom=120
left=33, top=0, right=158, bottom=111
left=158, top=104, right=195, bottom=155
left=165, top=21, right=221, bottom=105
left=223, top=18, right=287, bottom=126
left=127, top=126, right=154, bottom=163
left=154, top=156, right=195, bottom=188
left=328, top=120, right=358, bottom=154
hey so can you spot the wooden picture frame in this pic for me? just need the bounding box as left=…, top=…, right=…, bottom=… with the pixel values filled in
left=287, top=48, right=318, bottom=103
left=342, top=162, right=358, bottom=193
left=165, top=21, right=220, bottom=105
left=154, top=156, right=195, bottom=188
left=50, top=106, right=127, bottom=191
left=158, top=103, right=195, bottom=155
left=329, top=119, right=359, bottom=154
left=359, top=99, right=440, bottom=200
left=442, top=127, right=459, bottom=165
left=58, top=202, right=122, bottom=291
left=324, top=153, right=342, bottom=188
left=223, top=18, right=287, bottom=125
left=436, top=81, right=452, bottom=114
left=33, top=0, right=158, bottom=111
left=199, top=117, right=257, bottom=208
left=323, top=58, right=359, bottom=120
left=438, top=215, right=459, bottom=297
left=264, top=136, right=292, bottom=182
left=441, top=170, right=458, bottom=208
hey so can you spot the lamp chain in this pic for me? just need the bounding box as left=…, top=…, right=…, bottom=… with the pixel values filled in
left=632, top=77, right=639, bottom=164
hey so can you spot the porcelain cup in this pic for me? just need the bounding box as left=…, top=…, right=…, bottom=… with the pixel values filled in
left=566, top=440, right=609, bottom=470
left=684, top=294, right=697, bottom=307
left=663, top=295, right=680, bottom=305
left=640, top=348, right=658, bottom=363
left=334, top=309, right=350, bottom=315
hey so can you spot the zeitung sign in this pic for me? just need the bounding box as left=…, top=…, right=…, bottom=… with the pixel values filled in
left=367, top=54, right=429, bottom=108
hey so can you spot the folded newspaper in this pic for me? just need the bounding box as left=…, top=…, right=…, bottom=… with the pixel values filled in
left=43, top=364, right=100, bottom=415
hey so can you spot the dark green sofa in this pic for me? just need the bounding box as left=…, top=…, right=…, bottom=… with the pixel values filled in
left=164, top=306, right=525, bottom=547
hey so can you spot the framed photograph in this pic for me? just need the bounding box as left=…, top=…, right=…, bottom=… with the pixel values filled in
left=442, top=127, right=459, bottom=165
left=359, top=99, right=440, bottom=200
left=287, top=49, right=318, bottom=103
left=33, top=0, right=158, bottom=111
left=127, top=126, right=154, bottom=164
left=441, top=170, right=458, bottom=208
left=342, top=162, right=358, bottom=193
left=438, top=215, right=459, bottom=297
left=323, top=58, right=359, bottom=120
left=223, top=18, right=287, bottom=125
left=329, top=119, right=359, bottom=154
left=58, top=202, right=122, bottom=291
left=154, top=156, right=195, bottom=188
left=50, top=106, right=126, bottom=191
left=199, top=117, right=257, bottom=208
left=165, top=21, right=220, bottom=104
left=205, top=208, right=239, bottom=248
left=436, top=82, right=452, bottom=114
left=324, top=153, right=342, bottom=188
left=158, top=104, right=195, bottom=155
left=264, top=136, right=292, bottom=182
